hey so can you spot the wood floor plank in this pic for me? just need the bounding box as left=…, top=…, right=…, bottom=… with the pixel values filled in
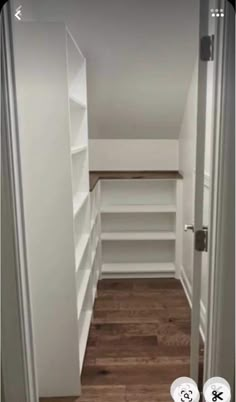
left=93, top=308, right=191, bottom=324
left=87, top=322, right=188, bottom=339
left=82, top=363, right=190, bottom=386
left=40, top=399, right=78, bottom=402
left=94, top=295, right=188, bottom=311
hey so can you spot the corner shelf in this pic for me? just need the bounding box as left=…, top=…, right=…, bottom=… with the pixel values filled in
left=100, top=179, right=179, bottom=278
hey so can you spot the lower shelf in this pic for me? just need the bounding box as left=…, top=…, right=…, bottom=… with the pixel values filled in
left=75, top=234, right=90, bottom=269
left=79, top=309, right=92, bottom=372
left=102, top=262, right=175, bottom=278
left=77, top=269, right=91, bottom=318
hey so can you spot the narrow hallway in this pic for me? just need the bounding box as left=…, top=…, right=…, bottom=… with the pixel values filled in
left=79, top=278, right=201, bottom=402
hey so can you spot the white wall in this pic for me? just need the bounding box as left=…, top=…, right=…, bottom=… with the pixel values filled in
left=89, top=140, right=178, bottom=171
left=33, top=0, right=199, bottom=140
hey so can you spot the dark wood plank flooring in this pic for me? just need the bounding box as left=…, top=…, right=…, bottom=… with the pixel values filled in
left=40, top=278, right=203, bottom=402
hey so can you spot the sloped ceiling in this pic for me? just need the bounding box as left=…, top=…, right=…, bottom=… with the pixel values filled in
left=35, top=0, right=199, bottom=139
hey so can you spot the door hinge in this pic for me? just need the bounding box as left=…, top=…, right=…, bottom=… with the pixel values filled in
left=200, top=35, right=214, bottom=61
left=195, top=226, right=208, bottom=252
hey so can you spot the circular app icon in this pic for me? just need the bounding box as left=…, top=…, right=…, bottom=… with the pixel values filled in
left=203, top=377, right=231, bottom=402
left=170, top=377, right=200, bottom=402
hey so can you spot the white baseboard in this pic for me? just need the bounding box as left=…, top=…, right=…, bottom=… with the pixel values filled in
left=101, top=272, right=176, bottom=279
left=180, top=266, right=206, bottom=343
left=101, top=262, right=176, bottom=278
left=101, top=263, right=176, bottom=279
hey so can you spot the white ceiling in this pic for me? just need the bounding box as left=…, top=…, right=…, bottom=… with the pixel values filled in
left=34, top=0, right=199, bottom=139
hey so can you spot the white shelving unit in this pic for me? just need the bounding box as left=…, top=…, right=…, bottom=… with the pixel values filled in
left=14, top=22, right=99, bottom=398
left=15, top=21, right=183, bottom=400
left=100, top=179, right=182, bottom=278
left=66, top=29, right=98, bottom=375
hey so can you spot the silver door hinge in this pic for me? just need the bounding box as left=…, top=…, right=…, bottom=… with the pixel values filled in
left=195, top=226, right=208, bottom=252
left=200, top=35, right=214, bottom=61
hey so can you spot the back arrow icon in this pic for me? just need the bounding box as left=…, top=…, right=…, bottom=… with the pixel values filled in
left=15, top=5, right=22, bottom=20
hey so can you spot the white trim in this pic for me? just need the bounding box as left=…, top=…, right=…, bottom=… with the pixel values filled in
left=180, top=266, right=206, bottom=343
left=204, top=172, right=211, bottom=188
left=175, top=179, right=183, bottom=279
left=193, top=169, right=211, bottom=188
left=204, top=1, right=235, bottom=387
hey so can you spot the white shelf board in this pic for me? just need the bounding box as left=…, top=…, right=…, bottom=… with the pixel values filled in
left=91, top=249, right=96, bottom=267
left=75, top=234, right=90, bottom=269
left=90, top=211, right=99, bottom=231
left=70, top=93, right=87, bottom=109
left=92, top=287, right=96, bottom=303
left=77, top=269, right=91, bottom=319
left=79, top=309, right=92, bottom=372
left=91, top=239, right=99, bottom=266
left=71, top=145, right=87, bottom=155
left=90, top=215, right=98, bottom=231
left=101, top=232, right=176, bottom=241
left=90, top=218, right=96, bottom=231
left=101, top=204, right=176, bottom=213
left=102, top=262, right=175, bottom=275
left=73, top=192, right=88, bottom=216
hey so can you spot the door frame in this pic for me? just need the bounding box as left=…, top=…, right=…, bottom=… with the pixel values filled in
left=204, top=0, right=235, bottom=391
left=190, top=0, right=210, bottom=381
left=1, top=2, right=38, bottom=401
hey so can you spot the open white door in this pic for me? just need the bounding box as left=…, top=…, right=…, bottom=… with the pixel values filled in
left=204, top=0, right=235, bottom=390
left=189, top=0, right=228, bottom=383
left=188, top=0, right=211, bottom=382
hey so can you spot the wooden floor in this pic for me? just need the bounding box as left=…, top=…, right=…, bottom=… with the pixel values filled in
left=40, top=278, right=203, bottom=402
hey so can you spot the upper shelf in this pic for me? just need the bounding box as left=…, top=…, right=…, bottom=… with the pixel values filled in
left=101, top=231, right=176, bottom=241
left=70, top=94, right=87, bottom=109
left=101, top=204, right=176, bottom=213
left=89, top=171, right=183, bottom=191
left=71, top=145, right=87, bottom=155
